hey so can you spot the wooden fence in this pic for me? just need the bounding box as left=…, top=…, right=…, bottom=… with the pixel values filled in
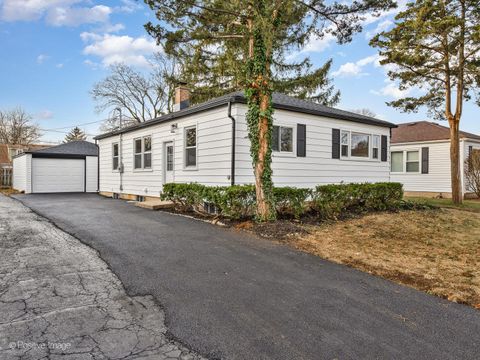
left=0, top=167, right=12, bottom=187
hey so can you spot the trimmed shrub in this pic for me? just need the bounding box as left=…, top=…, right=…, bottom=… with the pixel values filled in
left=161, top=182, right=404, bottom=221
left=204, top=185, right=256, bottom=219
left=312, top=182, right=403, bottom=219
left=273, top=187, right=312, bottom=219
left=161, top=183, right=205, bottom=212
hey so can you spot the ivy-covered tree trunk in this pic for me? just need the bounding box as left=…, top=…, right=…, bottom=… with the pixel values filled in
left=246, top=25, right=275, bottom=221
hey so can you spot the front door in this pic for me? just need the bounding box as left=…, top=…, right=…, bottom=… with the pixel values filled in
left=164, top=142, right=174, bottom=184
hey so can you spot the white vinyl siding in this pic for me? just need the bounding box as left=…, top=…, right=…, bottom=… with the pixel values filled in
left=86, top=156, right=98, bottom=193
left=97, top=103, right=392, bottom=196
left=390, top=141, right=451, bottom=193
left=234, top=105, right=391, bottom=188
left=12, top=153, right=31, bottom=193
left=98, top=106, right=232, bottom=197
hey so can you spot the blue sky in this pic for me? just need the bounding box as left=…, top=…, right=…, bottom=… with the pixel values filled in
left=0, top=0, right=478, bottom=143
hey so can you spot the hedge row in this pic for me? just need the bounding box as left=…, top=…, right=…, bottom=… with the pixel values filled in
left=161, top=182, right=404, bottom=220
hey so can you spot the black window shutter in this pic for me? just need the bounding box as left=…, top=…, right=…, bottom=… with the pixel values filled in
left=468, top=145, right=473, bottom=167
left=332, top=128, right=340, bottom=159
left=421, top=147, right=429, bottom=174
left=381, top=135, right=388, bottom=161
left=297, top=124, right=306, bottom=157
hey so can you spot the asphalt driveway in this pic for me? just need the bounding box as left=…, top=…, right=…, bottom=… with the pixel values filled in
left=14, top=193, right=480, bottom=360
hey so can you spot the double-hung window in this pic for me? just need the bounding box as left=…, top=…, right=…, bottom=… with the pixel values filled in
left=390, top=150, right=420, bottom=173
left=372, top=135, right=380, bottom=159
left=185, top=126, right=197, bottom=167
left=272, top=125, right=293, bottom=153
left=340, top=130, right=349, bottom=157
left=134, top=136, right=152, bottom=170
left=406, top=151, right=419, bottom=172
left=112, top=143, right=119, bottom=170
left=391, top=151, right=403, bottom=172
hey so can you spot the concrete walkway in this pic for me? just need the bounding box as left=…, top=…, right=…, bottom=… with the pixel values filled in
left=0, top=194, right=203, bottom=360
left=13, top=193, right=480, bottom=360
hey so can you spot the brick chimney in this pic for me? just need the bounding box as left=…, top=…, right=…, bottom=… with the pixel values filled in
left=173, top=84, right=190, bottom=111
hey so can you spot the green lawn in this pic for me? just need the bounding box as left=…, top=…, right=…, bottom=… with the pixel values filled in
left=407, top=196, right=480, bottom=212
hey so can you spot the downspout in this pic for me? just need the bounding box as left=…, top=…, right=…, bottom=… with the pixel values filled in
left=95, top=139, right=99, bottom=193
left=228, top=100, right=236, bottom=186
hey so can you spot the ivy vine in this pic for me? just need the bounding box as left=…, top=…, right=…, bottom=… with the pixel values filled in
left=245, top=22, right=276, bottom=221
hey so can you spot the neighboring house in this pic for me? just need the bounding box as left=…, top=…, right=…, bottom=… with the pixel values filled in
left=390, top=121, right=480, bottom=198
left=12, top=141, right=98, bottom=194
left=94, top=88, right=396, bottom=200
left=0, top=143, right=48, bottom=169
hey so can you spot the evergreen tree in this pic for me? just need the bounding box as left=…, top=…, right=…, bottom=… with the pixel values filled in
left=371, top=0, right=480, bottom=204
left=64, top=127, right=87, bottom=143
left=145, top=0, right=396, bottom=220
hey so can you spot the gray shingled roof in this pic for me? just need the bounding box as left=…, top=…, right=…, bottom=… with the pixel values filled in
left=27, top=141, right=98, bottom=156
left=94, top=91, right=396, bottom=140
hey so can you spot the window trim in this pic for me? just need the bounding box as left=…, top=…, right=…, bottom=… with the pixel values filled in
left=133, top=135, right=153, bottom=171
left=390, top=149, right=421, bottom=174
left=272, top=124, right=295, bottom=156
left=112, top=142, right=119, bottom=172
left=184, top=125, right=198, bottom=169
left=339, top=130, right=382, bottom=162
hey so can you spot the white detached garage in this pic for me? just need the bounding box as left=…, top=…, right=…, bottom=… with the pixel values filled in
left=12, top=141, right=98, bottom=194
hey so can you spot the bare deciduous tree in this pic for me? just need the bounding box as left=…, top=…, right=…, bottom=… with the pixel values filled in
left=0, top=107, right=41, bottom=145
left=92, top=54, right=178, bottom=131
left=465, top=150, right=480, bottom=197
left=351, top=108, right=377, bottom=118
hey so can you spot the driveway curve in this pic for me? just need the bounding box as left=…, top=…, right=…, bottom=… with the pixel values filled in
left=14, top=193, right=480, bottom=360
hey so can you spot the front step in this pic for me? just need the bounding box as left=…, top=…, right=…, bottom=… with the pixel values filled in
left=135, top=200, right=174, bottom=210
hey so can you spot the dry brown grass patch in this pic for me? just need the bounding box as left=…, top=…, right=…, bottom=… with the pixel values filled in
left=287, top=209, right=480, bottom=308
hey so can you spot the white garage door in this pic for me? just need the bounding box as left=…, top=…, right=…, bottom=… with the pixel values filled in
left=32, top=158, right=85, bottom=193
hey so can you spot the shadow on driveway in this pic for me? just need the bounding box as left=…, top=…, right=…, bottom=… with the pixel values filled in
left=13, top=193, right=480, bottom=360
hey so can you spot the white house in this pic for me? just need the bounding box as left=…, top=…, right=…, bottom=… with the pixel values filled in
left=12, top=141, right=98, bottom=194
left=390, top=121, right=480, bottom=198
left=94, top=89, right=396, bottom=200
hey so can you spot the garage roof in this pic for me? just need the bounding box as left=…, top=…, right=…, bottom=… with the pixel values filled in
left=26, top=141, right=98, bottom=157
left=95, top=91, right=397, bottom=140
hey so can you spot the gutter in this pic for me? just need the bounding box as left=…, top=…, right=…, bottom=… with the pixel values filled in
left=228, top=100, right=236, bottom=186
left=95, top=139, right=100, bottom=192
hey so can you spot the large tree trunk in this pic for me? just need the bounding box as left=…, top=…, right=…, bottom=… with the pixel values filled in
left=449, top=118, right=463, bottom=204
left=254, top=92, right=273, bottom=220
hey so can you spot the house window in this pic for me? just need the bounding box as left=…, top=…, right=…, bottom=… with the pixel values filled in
left=272, top=125, right=293, bottom=153
left=341, top=130, right=349, bottom=157
left=134, top=136, right=152, bottom=170
left=372, top=135, right=380, bottom=159
left=112, top=143, right=119, bottom=170
left=351, top=132, right=370, bottom=158
left=167, top=145, right=173, bottom=171
left=391, top=151, right=403, bottom=172
left=406, top=150, right=419, bottom=172
left=185, top=126, right=197, bottom=167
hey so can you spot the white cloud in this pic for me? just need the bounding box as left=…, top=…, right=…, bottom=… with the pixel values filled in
left=46, top=5, right=111, bottom=26
left=116, top=0, right=143, bottom=13
left=56, top=63, right=64, bottom=68
left=333, top=54, right=378, bottom=77
left=370, top=81, right=411, bottom=99
left=1, top=0, right=112, bottom=27
left=365, top=19, right=393, bottom=39
left=36, top=110, right=54, bottom=120
left=82, top=33, right=161, bottom=67
left=37, top=54, right=49, bottom=64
